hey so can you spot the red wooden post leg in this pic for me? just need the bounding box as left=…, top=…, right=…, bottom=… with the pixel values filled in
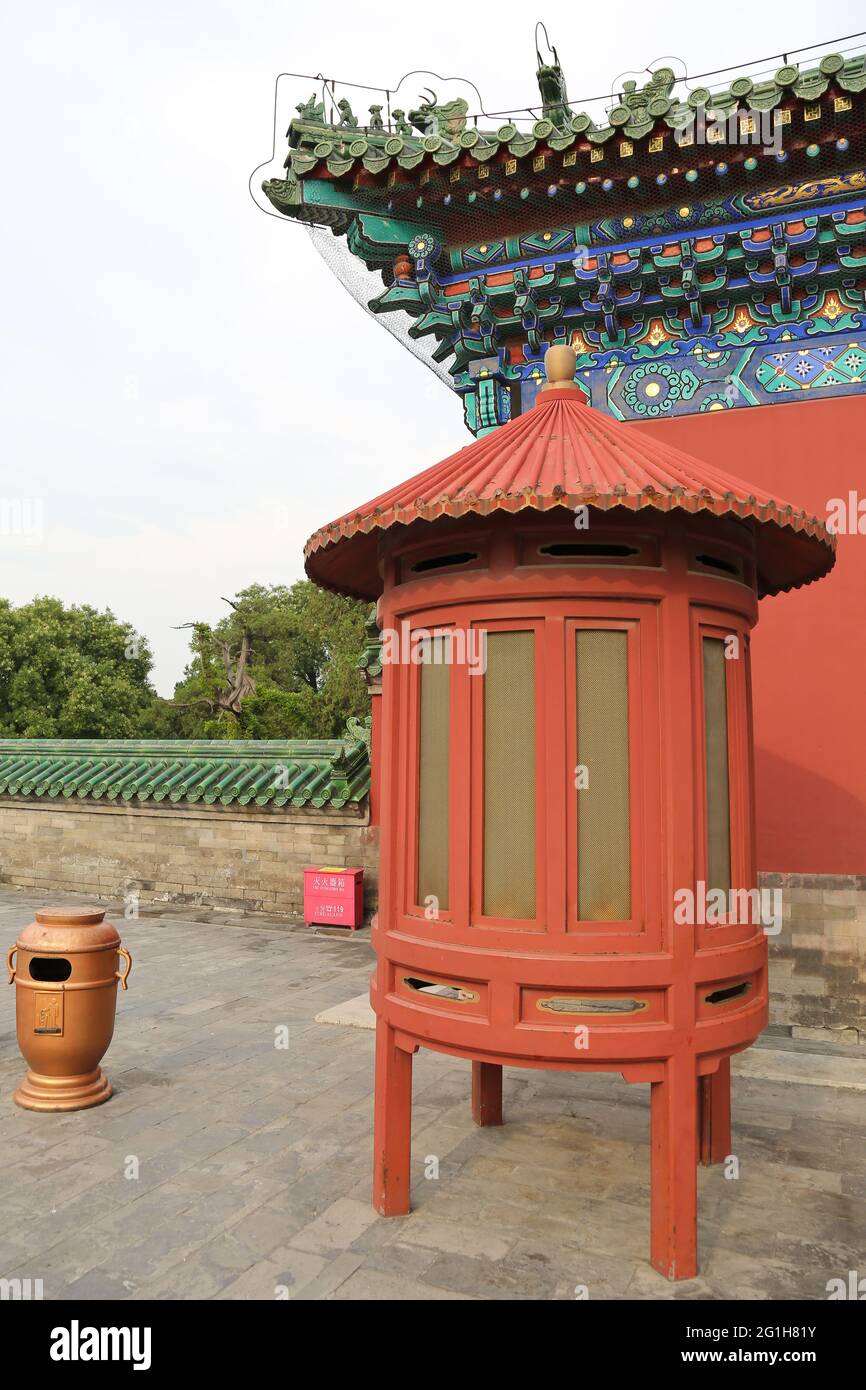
left=650, top=1054, right=698, bottom=1280
left=372, top=1022, right=413, bottom=1216
left=699, top=1057, right=732, bottom=1166
left=471, top=1061, right=503, bottom=1127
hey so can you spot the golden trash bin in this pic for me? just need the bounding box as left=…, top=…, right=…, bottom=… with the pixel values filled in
left=6, top=907, right=132, bottom=1111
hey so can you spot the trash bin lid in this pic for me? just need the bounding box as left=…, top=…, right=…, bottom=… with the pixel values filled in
left=17, top=907, right=122, bottom=952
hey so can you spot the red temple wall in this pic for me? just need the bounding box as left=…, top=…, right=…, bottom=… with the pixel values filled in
left=640, top=394, right=865, bottom=874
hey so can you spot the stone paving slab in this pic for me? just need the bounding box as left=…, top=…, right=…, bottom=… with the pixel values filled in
left=0, top=889, right=864, bottom=1301
left=735, top=1046, right=866, bottom=1091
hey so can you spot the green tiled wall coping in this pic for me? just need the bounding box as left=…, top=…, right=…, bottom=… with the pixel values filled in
left=0, top=739, right=371, bottom=810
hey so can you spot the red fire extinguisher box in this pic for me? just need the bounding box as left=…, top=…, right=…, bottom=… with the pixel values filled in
left=303, top=867, right=365, bottom=930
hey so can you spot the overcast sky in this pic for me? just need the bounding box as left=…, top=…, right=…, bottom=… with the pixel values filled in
left=2, top=1, right=861, bottom=694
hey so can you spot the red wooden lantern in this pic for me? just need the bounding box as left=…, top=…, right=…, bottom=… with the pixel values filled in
left=304, top=345, right=835, bottom=1279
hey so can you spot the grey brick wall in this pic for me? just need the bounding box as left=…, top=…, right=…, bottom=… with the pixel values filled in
left=0, top=798, right=379, bottom=922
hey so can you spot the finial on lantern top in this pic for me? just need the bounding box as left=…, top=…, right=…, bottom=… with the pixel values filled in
left=542, top=342, right=579, bottom=392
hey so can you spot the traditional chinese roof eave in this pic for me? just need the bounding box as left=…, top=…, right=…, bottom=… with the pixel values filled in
left=276, top=50, right=866, bottom=188
left=303, top=385, right=836, bottom=602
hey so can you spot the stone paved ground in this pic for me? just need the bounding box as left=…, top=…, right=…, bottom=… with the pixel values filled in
left=1, top=889, right=864, bottom=1301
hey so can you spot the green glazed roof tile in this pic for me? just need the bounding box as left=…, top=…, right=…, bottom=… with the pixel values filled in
left=288, top=151, right=319, bottom=176
left=746, top=83, right=783, bottom=111
left=268, top=46, right=866, bottom=203
left=0, top=740, right=370, bottom=810
left=793, top=75, right=829, bottom=100
left=621, top=119, right=654, bottom=140
left=325, top=156, right=355, bottom=177
left=507, top=135, right=537, bottom=157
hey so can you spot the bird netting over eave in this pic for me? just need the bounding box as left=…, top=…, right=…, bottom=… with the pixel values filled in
left=305, top=224, right=456, bottom=391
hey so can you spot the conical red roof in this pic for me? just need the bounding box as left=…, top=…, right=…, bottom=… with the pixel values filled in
left=305, top=382, right=835, bottom=601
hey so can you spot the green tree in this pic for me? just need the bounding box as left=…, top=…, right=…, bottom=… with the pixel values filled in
left=166, top=582, right=370, bottom=739
left=0, top=596, right=160, bottom=737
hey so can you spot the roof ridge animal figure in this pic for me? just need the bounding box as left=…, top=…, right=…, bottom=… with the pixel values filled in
left=408, top=90, right=468, bottom=138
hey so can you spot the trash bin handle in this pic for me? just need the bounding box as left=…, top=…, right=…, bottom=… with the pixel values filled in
left=6, top=946, right=15, bottom=984
left=116, top=945, right=132, bottom=991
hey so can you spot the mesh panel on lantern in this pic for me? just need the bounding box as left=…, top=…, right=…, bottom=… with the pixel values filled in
left=417, top=639, right=450, bottom=911
left=703, top=637, right=732, bottom=895
left=483, top=631, right=536, bottom=919
left=576, top=630, right=631, bottom=921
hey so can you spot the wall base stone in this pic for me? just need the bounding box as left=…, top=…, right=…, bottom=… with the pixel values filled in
left=761, top=872, right=866, bottom=1045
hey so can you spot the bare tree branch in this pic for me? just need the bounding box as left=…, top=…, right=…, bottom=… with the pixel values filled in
left=168, top=600, right=257, bottom=717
